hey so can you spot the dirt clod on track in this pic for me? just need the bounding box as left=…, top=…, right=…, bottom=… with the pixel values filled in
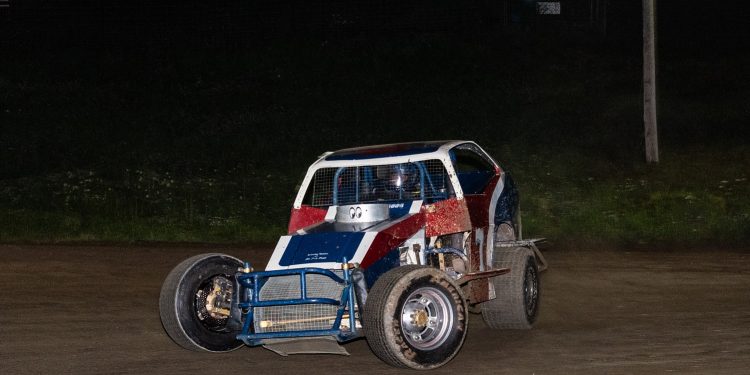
left=1, top=244, right=749, bottom=374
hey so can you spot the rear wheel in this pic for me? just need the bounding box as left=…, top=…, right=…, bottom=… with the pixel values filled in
left=482, top=247, right=539, bottom=329
left=159, top=253, right=244, bottom=352
left=364, top=266, right=468, bottom=369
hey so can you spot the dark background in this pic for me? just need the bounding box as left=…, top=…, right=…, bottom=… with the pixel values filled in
left=2, top=1, right=748, bottom=47
left=3, top=0, right=748, bottom=171
left=1, top=0, right=748, bottom=243
left=2, top=1, right=748, bottom=176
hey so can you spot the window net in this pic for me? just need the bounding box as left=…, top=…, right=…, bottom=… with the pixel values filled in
left=303, top=160, right=452, bottom=207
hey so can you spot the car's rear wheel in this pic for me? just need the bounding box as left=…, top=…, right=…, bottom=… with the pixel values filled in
left=364, top=266, right=468, bottom=369
left=481, top=247, right=539, bottom=329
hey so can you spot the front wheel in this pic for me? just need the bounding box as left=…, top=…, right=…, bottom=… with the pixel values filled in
left=159, top=253, right=244, bottom=352
left=364, top=266, right=468, bottom=369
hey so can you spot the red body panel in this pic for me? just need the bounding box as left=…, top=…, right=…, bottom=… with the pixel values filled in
left=464, top=175, right=500, bottom=228
left=422, top=198, right=472, bottom=237
left=287, top=205, right=327, bottom=234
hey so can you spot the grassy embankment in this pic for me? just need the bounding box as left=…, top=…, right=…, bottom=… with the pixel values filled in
left=1, top=37, right=748, bottom=246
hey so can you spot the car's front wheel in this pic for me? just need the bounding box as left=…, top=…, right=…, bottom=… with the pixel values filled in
left=159, top=253, right=244, bottom=352
left=364, top=266, right=468, bottom=369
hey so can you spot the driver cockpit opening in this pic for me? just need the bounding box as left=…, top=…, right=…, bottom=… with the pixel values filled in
left=301, top=159, right=454, bottom=208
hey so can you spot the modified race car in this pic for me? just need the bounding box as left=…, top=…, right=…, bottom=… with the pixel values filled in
left=159, top=140, right=547, bottom=369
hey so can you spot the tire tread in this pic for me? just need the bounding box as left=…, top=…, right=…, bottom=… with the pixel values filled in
left=363, top=265, right=422, bottom=368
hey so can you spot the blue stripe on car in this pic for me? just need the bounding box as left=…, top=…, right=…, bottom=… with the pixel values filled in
left=279, top=232, right=366, bottom=266
left=495, top=173, right=519, bottom=224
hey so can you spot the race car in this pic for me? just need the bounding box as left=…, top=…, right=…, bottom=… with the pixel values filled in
left=159, top=140, right=547, bottom=369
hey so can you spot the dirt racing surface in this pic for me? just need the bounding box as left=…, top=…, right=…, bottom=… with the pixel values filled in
left=1, top=244, right=749, bottom=374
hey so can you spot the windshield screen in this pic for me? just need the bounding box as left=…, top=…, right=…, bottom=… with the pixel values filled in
left=302, top=160, right=453, bottom=207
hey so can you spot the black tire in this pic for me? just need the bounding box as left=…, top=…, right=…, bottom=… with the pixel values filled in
left=159, top=253, right=244, bottom=352
left=481, top=247, right=540, bottom=329
left=364, top=266, right=468, bottom=370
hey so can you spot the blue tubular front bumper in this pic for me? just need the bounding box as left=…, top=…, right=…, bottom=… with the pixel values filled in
left=233, top=262, right=361, bottom=346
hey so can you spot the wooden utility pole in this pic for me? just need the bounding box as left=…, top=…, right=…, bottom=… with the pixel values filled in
left=643, top=0, right=659, bottom=163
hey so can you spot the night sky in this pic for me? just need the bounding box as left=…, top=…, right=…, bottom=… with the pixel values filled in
left=3, top=1, right=749, bottom=49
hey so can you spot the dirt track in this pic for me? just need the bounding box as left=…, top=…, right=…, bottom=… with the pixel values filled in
left=1, top=244, right=749, bottom=374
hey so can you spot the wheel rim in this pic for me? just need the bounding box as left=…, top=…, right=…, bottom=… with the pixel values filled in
left=400, top=287, right=454, bottom=350
left=194, top=275, right=234, bottom=331
left=523, top=262, right=539, bottom=319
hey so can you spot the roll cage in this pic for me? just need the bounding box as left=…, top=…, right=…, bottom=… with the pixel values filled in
left=293, top=140, right=501, bottom=209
